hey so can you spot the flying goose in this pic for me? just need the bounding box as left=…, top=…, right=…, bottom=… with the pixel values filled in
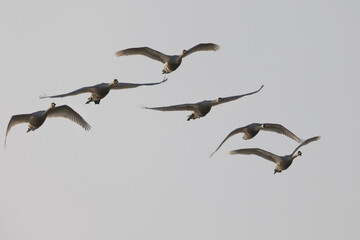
left=229, top=136, right=320, bottom=174
left=115, top=43, right=220, bottom=74
left=210, top=123, right=303, bottom=157
left=143, top=85, right=263, bottom=121
left=40, top=78, right=167, bottom=104
left=4, top=103, right=91, bottom=147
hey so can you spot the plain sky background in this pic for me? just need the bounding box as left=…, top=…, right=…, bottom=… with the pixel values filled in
left=1, top=0, right=359, bottom=239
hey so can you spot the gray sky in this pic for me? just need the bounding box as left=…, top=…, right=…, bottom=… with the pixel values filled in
left=1, top=0, right=359, bottom=239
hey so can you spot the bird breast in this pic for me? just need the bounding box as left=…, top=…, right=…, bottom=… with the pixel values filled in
left=278, top=158, right=293, bottom=170
left=29, top=114, right=46, bottom=130
left=196, top=104, right=212, bottom=117
left=163, top=60, right=181, bottom=73
left=93, top=88, right=110, bottom=100
left=243, top=128, right=260, bottom=140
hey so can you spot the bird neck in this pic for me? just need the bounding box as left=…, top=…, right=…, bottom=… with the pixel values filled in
left=45, top=106, right=54, bottom=115
left=174, top=56, right=182, bottom=65
left=178, top=52, right=185, bottom=61
left=291, top=153, right=300, bottom=161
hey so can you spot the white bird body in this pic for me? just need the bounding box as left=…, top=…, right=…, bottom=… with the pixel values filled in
left=211, top=123, right=303, bottom=156
left=143, top=85, right=263, bottom=120
left=4, top=103, right=91, bottom=147
left=230, top=136, right=320, bottom=174
left=115, top=43, right=220, bottom=74
left=40, top=78, right=167, bottom=104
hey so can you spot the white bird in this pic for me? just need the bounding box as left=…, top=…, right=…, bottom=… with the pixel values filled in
left=115, top=43, right=220, bottom=74
left=229, top=136, right=320, bottom=174
left=211, top=123, right=303, bottom=157
left=143, top=85, right=263, bottom=121
left=40, top=78, right=167, bottom=104
left=4, top=103, right=91, bottom=147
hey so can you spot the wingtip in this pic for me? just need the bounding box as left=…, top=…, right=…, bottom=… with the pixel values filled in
left=309, top=135, right=321, bottom=141
left=114, top=51, right=121, bottom=57
left=162, top=77, right=168, bottom=83
left=39, top=93, right=48, bottom=99
left=4, top=136, right=8, bottom=149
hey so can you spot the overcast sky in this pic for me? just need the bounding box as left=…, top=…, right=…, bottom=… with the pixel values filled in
left=1, top=0, right=359, bottom=239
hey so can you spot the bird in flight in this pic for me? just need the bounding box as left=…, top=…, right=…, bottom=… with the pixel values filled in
left=143, top=85, right=263, bottom=121
left=5, top=103, right=91, bottom=148
left=115, top=43, right=220, bottom=74
left=210, top=123, right=303, bottom=157
left=229, top=136, right=320, bottom=174
left=40, top=78, right=167, bottom=104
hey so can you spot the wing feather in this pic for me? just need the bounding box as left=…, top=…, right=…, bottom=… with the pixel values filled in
left=182, top=43, right=220, bottom=58
left=47, top=105, right=91, bottom=131
left=262, top=123, right=303, bottom=143
left=230, top=148, right=278, bottom=163
left=291, top=136, right=320, bottom=155
left=115, top=47, right=169, bottom=63
left=143, top=103, right=196, bottom=112
left=210, top=127, right=246, bottom=157
left=40, top=85, right=98, bottom=99
left=4, top=114, right=32, bottom=147
left=214, top=85, right=264, bottom=105
left=111, top=78, right=167, bottom=90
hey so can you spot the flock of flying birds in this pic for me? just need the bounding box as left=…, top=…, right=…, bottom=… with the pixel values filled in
left=5, top=42, right=320, bottom=174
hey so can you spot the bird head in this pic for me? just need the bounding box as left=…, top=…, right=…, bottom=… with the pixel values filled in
left=216, top=97, right=223, bottom=103
left=51, top=102, right=56, bottom=108
left=180, top=49, right=187, bottom=57
left=112, top=79, right=119, bottom=84
left=297, top=151, right=302, bottom=156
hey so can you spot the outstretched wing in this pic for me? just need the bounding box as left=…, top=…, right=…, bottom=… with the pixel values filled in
left=4, top=114, right=32, bottom=148
left=210, top=127, right=247, bottom=157
left=182, top=43, right=220, bottom=58
left=142, top=103, right=196, bottom=112
left=214, top=85, right=264, bottom=105
left=262, top=123, right=303, bottom=143
left=115, top=47, right=169, bottom=63
left=291, top=136, right=320, bottom=155
left=47, top=105, right=91, bottom=131
left=112, top=77, right=167, bottom=90
left=40, top=85, right=98, bottom=99
left=230, top=148, right=279, bottom=163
